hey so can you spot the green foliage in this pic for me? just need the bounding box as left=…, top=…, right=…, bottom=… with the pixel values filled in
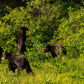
left=0, top=0, right=84, bottom=83
left=53, top=6, right=84, bottom=58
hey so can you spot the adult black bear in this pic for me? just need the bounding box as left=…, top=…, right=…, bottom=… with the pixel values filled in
left=16, top=27, right=28, bottom=54
left=43, top=44, right=66, bottom=58
left=2, top=50, right=33, bottom=76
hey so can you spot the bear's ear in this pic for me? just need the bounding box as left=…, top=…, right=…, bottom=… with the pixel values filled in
left=5, top=51, right=7, bottom=54
left=47, top=44, right=51, bottom=47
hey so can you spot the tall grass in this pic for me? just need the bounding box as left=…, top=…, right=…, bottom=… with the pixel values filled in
left=0, top=56, right=84, bottom=84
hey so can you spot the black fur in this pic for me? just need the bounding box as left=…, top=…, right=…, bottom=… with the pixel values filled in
left=43, top=44, right=66, bottom=58
left=2, top=51, right=33, bottom=76
left=16, top=27, right=28, bottom=54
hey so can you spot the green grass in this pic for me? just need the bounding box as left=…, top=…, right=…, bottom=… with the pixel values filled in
left=0, top=56, right=84, bottom=84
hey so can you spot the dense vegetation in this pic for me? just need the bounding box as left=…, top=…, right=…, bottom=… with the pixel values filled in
left=0, top=0, right=84, bottom=83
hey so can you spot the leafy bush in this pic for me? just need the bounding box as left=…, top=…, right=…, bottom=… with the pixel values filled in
left=52, top=6, right=84, bottom=58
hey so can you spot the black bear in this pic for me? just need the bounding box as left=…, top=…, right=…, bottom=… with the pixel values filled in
left=43, top=44, right=66, bottom=58
left=16, top=27, right=28, bottom=54
left=0, top=46, right=3, bottom=63
left=2, top=50, right=34, bottom=76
